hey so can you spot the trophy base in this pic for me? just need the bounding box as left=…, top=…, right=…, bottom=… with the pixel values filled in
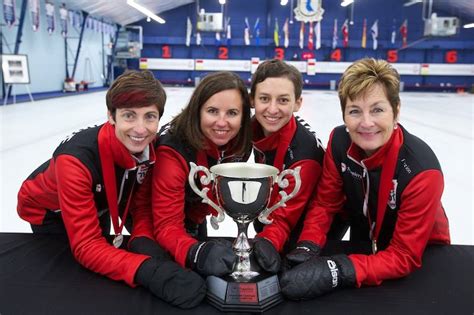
left=206, top=273, right=283, bottom=313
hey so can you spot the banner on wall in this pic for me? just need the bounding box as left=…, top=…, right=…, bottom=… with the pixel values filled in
left=225, top=17, right=231, bottom=46
left=294, top=0, right=324, bottom=23
left=391, top=19, right=397, bottom=45
left=400, top=19, right=408, bottom=48
left=253, top=18, right=260, bottom=46
left=185, top=17, right=192, bottom=47
left=332, top=19, right=338, bottom=49
left=361, top=18, right=367, bottom=48
left=244, top=18, right=250, bottom=46
left=29, top=0, right=39, bottom=31
left=315, top=21, right=321, bottom=50
left=273, top=18, right=279, bottom=47
left=308, top=21, right=314, bottom=50
left=283, top=18, right=289, bottom=48
left=45, top=1, right=55, bottom=34
left=3, top=0, right=16, bottom=27
left=341, top=19, right=349, bottom=48
left=196, top=32, right=201, bottom=45
left=59, top=3, right=68, bottom=37
left=371, top=19, right=378, bottom=50
left=299, top=21, right=304, bottom=49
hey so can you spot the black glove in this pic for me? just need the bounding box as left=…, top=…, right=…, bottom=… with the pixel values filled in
left=135, top=258, right=206, bottom=309
left=129, top=236, right=171, bottom=261
left=284, top=240, right=321, bottom=268
left=186, top=239, right=236, bottom=277
left=280, top=254, right=356, bottom=300
left=252, top=237, right=281, bottom=273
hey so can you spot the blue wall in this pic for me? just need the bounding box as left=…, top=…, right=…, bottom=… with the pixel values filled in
left=131, top=0, right=474, bottom=90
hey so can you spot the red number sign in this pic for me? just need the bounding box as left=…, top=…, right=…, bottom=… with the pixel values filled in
left=162, top=45, right=171, bottom=58
left=330, top=49, right=341, bottom=62
left=387, top=50, right=398, bottom=63
left=445, top=50, right=457, bottom=63
left=274, top=48, right=285, bottom=60
left=218, top=47, right=228, bottom=59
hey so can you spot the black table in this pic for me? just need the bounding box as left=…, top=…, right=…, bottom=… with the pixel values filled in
left=0, top=233, right=472, bottom=314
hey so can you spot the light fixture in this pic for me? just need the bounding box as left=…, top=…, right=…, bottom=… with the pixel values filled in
left=403, top=0, right=422, bottom=7
left=219, top=0, right=226, bottom=4
left=126, top=0, right=165, bottom=24
left=341, top=0, right=354, bottom=7
left=463, top=23, right=474, bottom=28
left=280, top=0, right=289, bottom=5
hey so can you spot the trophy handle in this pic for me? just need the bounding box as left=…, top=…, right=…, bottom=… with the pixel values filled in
left=188, top=162, right=225, bottom=230
left=258, top=166, right=302, bottom=224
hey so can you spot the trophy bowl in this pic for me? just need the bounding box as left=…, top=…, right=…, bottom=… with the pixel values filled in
left=188, top=162, right=301, bottom=312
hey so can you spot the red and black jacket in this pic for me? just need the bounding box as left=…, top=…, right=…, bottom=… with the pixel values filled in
left=299, top=124, right=450, bottom=286
left=252, top=116, right=325, bottom=252
left=17, top=123, right=156, bottom=286
left=152, top=124, right=250, bottom=267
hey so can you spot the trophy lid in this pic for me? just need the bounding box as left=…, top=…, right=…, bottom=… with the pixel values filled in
left=210, top=162, right=278, bottom=179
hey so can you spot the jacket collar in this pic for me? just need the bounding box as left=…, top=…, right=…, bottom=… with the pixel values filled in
left=252, top=116, right=297, bottom=151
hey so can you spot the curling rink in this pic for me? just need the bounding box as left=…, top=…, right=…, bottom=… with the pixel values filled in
left=0, top=88, right=472, bottom=244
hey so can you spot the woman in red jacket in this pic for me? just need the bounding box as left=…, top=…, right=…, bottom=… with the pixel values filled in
left=249, top=59, right=325, bottom=274
left=17, top=70, right=205, bottom=308
left=152, top=72, right=252, bottom=278
left=281, top=58, right=450, bottom=299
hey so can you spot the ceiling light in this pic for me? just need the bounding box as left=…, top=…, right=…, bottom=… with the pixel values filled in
left=463, top=23, right=474, bottom=28
left=341, top=0, right=354, bottom=7
left=126, top=0, right=165, bottom=24
left=219, top=0, right=226, bottom=4
left=403, top=0, right=422, bottom=7
left=280, top=0, right=289, bottom=5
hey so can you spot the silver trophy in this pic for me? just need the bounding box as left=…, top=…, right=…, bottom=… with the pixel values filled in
left=188, top=162, right=301, bottom=312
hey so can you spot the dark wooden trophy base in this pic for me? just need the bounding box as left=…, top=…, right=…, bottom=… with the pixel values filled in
left=205, top=273, right=283, bottom=313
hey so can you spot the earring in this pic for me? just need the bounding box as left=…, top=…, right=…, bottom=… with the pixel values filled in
left=394, top=123, right=398, bottom=130
left=345, top=127, right=349, bottom=133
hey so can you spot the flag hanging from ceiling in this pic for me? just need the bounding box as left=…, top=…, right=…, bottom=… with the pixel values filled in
left=391, top=19, right=397, bottom=45
left=308, top=21, right=314, bottom=50
left=361, top=18, right=367, bottom=48
left=244, top=17, right=250, bottom=46
left=341, top=19, right=349, bottom=48
left=400, top=19, right=408, bottom=48
left=315, top=21, right=321, bottom=50
left=274, top=18, right=280, bottom=47
left=371, top=19, right=378, bottom=50
left=225, top=17, right=231, bottom=46
left=299, top=21, right=304, bottom=49
left=196, top=32, right=201, bottom=45
left=29, top=0, right=39, bottom=31
left=283, top=18, right=289, bottom=48
left=45, top=1, right=55, bottom=34
left=59, top=3, right=68, bottom=37
left=3, top=0, right=16, bottom=27
left=185, top=17, right=192, bottom=47
left=254, top=18, right=260, bottom=46
left=332, top=19, right=338, bottom=49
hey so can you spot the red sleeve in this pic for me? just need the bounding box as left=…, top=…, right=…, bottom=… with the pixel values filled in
left=257, top=159, right=322, bottom=252
left=55, top=155, right=149, bottom=287
left=152, top=146, right=198, bottom=267
left=128, top=173, right=155, bottom=241
left=298, top=132, right=346, bottom=247
left=349, top=170, right=444, bottom=286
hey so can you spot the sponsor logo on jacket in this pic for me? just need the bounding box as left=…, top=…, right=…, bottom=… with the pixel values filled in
left=341, top=162, right=363, bottom=180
